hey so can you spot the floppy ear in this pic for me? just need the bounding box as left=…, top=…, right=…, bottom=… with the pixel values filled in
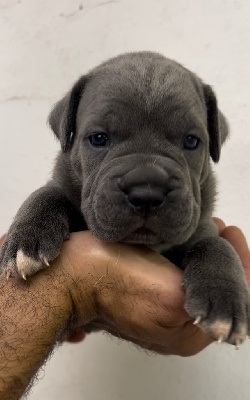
left=203, top=84, right=229, bottom=163
left=48, top=76, right=87, bottom=152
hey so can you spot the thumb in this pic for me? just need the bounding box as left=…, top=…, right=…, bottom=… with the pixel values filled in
left=220, top=226, right=250, bottom=285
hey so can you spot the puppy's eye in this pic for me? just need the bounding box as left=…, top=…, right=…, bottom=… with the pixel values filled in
left=183, top=135, right=200, bottom=150
left=89, top=133, right=108, bottom=147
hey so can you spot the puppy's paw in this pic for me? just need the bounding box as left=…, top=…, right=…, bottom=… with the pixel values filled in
left=184, top=281, right=250, bottom=348
left=182, top=237, right=250, bottom=348
left=0, top=222, right=69, bottom=279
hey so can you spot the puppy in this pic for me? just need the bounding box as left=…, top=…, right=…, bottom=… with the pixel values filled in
left=0, top=52, right=249, bottom=347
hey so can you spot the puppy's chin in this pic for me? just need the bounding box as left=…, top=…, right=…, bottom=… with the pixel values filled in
left=122, top=227, right=163, bottom=245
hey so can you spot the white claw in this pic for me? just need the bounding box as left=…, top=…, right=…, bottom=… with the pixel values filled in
left=43, top=257, right=50, bottom=267
left=39, top=254, right=50, bottom=267
left=235, top=340, right=241, bottom=350
left=193, top=316, right=201, bottom=325
left=22, top=273, right=27, bottom=281
left=217, top=335, right=224, bottom=344
left=5, top=259, right=15, bottom=281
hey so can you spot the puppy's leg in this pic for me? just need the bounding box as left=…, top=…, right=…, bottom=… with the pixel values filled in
left=182, top=237, right=250, bottom=347
left=0, top=183, right=85, bottom=279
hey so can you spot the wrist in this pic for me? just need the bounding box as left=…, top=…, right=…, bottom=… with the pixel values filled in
left=0, top=259, right=74, bottom=399
left=56, top=231, right=105, bottom=327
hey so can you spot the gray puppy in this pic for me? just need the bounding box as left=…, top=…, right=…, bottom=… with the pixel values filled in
left=0, top=52, right=249, bottom=347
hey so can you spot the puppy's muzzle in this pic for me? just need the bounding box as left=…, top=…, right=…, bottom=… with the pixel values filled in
left=118, top=165, right=172, bottom=218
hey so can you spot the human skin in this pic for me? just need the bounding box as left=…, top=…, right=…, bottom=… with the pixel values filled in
left=0, top=219, right=249, bottom=400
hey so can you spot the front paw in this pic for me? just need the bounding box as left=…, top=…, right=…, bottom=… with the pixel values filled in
left=183, top=280, right=250, bottom=348
left=182, top=238, right=250, bottom=348
left=0, top=221, right=69, bottom=279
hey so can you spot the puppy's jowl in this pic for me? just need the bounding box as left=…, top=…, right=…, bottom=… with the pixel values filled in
left=1, top=52, right=249, bottom=347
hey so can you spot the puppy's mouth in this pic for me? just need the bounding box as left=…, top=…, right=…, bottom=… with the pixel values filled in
left=123, top=226, right=161, bottom=245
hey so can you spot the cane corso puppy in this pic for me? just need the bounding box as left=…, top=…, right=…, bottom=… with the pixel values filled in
left=0, top=52, right=249, bottom=347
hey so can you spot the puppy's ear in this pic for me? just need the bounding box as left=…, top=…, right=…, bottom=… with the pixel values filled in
left=48, top=76, right=87, bottom=152
left=203, top=84, right=229, bottom=163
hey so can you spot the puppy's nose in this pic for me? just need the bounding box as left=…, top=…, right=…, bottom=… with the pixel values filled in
left=127, top=186, right=164, bottom=217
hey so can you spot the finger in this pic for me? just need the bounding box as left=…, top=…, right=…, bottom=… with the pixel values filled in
left=106, top=322, right=212, bottom=356
left=175, top=322, right=213, bottom=356
left=61, top=329, right=87, bottom=343
left=94, top=317, right=212, bottom=357
left=220, top=226, right=250, bottom=284
left=105, top=328, right=173, bottom=355
left=213, top=217, right=226, bottom=235
left=66, top=331, right=86, bottom=343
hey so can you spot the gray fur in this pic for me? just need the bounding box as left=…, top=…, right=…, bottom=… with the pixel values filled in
left=0, top=52, right=249, bottom=345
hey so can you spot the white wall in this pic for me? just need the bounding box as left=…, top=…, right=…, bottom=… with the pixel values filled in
left=0, top=0, right=250, bottom=399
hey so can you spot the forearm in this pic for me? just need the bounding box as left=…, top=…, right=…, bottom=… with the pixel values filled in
left=0, top=267, right=72, bottom=400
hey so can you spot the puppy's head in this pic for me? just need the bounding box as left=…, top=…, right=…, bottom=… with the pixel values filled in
left=49, top=52, right=228, bottom=246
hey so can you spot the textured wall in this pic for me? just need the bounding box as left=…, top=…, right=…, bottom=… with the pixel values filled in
left=0, top=1, right=250, bottom=399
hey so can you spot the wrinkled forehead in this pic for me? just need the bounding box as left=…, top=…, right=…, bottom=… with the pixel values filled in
left=77, top=62, right=207, bottom=135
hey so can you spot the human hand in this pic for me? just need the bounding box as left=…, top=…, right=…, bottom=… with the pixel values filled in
left=58, top=231, right=207, bottom=355
left=61, top=219, right=250, bottom=355
left=3, top=221, right=247, bottom=400
left=1, top=219, right=249, bottom=357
